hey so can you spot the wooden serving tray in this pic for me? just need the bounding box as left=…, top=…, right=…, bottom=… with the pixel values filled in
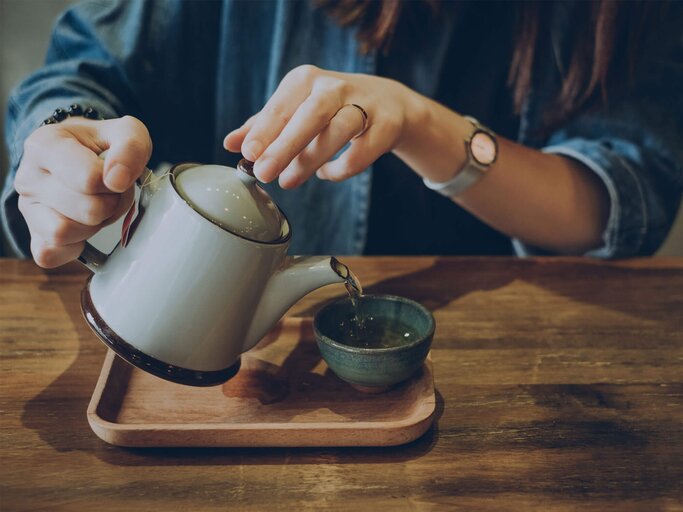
left=87, top=318, right=436, bottom=447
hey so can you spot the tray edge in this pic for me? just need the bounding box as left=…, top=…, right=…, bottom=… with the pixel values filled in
left=87, top=350, right=437, bottom=448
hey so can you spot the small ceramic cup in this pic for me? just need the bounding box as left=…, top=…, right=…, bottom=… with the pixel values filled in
left=313, top=294, right=435, bottom=393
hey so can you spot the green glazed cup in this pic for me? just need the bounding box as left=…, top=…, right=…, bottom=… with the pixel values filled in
left=313, top=294, right=435, bottom=393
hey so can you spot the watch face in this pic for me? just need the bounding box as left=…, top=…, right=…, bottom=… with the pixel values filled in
left=470, top=131, right=497, bottom=166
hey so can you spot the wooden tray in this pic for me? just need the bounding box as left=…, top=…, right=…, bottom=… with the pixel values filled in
left=87, top=318, right=436, bottom=447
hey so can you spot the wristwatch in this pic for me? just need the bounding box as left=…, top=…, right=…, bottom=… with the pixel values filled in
left=423, top=116, right=498, bottom=197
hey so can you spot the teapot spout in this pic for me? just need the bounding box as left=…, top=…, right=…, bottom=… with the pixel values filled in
left=243, top=256, right=347, bottom=351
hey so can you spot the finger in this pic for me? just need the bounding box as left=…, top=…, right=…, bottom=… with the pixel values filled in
left=102, top=186, right=136, bottom=227
left=39, top=179, right=122, bottom=226
left=316, top=132, right=385, bottom=182
left=253, top=88, right=345, bottom=183
left=30, top=235, right=84, bottom=269
left=27, top=133, right=110, bottom=194
left=19, top=196, right=101, bottom=247
left=97, top=116, right=153, bottom=193
left=278, top=106, right=362, bottom=189
left=13, top=157, right=48, bottom=197
left=223, top=114, right=258, bottom=152
left=240, top=65, right=317, bottom=161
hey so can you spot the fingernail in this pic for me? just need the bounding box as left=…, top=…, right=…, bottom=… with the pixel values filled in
left=105, top=163, right=133, bottom=191
left=243, top=140, right=263, bottom=161
left=254, top=157, right=277, bottom=183
left=279, top=167, right=298, bottom=189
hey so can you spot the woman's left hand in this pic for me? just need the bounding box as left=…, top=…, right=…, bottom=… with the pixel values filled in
left=223, top=65, right=413, bottom=188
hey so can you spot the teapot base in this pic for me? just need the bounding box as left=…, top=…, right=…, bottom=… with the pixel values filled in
left=81, top=278, right=241, bottom=387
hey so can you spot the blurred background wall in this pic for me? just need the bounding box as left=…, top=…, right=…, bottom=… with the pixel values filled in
left=1, top=0, right=681, bottom=257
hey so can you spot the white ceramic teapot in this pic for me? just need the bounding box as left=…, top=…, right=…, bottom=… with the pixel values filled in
left=80, top=159, right=349, bottom=386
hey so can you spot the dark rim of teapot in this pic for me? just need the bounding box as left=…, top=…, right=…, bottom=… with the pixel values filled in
left=80, top=277, right=241, bottom=387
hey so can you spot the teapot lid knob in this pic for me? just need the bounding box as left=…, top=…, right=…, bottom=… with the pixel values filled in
left=237, top=158, right=255, bottom=178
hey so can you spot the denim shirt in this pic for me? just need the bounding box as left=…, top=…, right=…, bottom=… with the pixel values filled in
left=3, top=0, right=682, bottom=258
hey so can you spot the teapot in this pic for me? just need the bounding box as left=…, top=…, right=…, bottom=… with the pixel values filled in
left=79, top=159, right=349, bottom=386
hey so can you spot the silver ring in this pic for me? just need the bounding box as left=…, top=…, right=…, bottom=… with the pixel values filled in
left=335, top=103, right=369, bottom=139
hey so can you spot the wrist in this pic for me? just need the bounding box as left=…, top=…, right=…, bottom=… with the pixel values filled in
left=393, top=84, right=430, bottom=154
left=423, top=116, right=498, bottom=197
left=393, top=90, right=472, bottom=182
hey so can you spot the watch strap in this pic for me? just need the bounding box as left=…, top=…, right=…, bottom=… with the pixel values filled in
left=423, top=162, right=485, bottom=196
left=423, top=116, right=493, bottom=197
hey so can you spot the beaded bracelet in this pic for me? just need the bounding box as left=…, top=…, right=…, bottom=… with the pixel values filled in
left=41, top=104, right=102, bottom=126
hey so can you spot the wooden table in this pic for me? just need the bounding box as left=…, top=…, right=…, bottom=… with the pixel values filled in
left=1, top=257, right=682, bottom=511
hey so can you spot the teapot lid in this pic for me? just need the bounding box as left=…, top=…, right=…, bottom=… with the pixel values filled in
left=173, top=159, right=289, bottom=243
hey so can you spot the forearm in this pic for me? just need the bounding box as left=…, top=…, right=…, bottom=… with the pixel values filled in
left=394, top=90, right=610, bottom=255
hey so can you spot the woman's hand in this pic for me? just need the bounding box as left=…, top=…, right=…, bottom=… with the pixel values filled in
left=14, top=116, right=152, bottom=268
left=223, top=66, right=609, bottom=255
left=223, top=65, right=415, bottom=188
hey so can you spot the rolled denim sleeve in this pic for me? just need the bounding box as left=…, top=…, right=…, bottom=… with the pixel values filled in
left=514, top=132, right=683, bottom=259
left=545, top=139, right=669, bottom=258
left=515, top=134, right=682, bottom=259
left=1, top=1, right=148, bottom=256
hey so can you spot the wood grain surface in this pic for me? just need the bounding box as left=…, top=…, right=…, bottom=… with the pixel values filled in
left=1, top=257, right=682, bottom=511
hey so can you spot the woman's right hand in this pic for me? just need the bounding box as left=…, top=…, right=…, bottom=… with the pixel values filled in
left=14, top=115, right=152, bottom=268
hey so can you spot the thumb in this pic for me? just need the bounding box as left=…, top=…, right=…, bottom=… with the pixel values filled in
left=97, top=116, right=153, bottom=193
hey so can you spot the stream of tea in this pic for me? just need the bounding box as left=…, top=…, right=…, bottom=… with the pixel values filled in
left=334, top=261, right=418, bottom=349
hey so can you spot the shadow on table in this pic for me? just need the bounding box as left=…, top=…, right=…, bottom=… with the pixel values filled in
left=21, top=257, right=681, bottom=475
left=294, top=256, right=681, bottom=324
left=21, top=274, right=445, bottom=466
left=294, top=257, right=518, bottom=319
left=21, top=278, right=105, bottom=455
left=431, top=383, right=683, bottom=500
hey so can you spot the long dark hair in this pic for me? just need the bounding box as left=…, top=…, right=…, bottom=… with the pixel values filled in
left=319, top=0, right=667, bottom=123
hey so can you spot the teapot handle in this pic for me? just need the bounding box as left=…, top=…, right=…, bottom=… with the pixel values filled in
left=78, top=242, right=108, bottom=273
left=77, top=165, right=155, bottom=273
